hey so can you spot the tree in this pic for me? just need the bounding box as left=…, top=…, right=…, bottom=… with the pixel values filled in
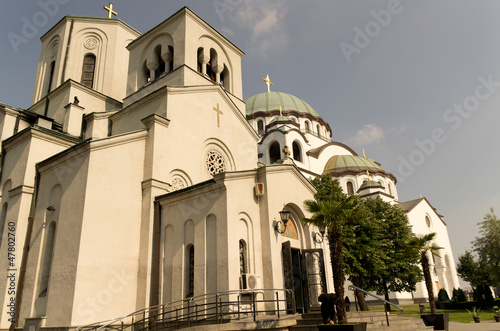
left=302, top=175, right=357, bottom=324
left=342, top=196, right=386, bottom=311
left=457, top=250, right=492, bottom=298
left=360, top=198, right=423, bottom=306
left=414, top=233, right=442, bottom=315
left=472, top=208, right=500, bottom=286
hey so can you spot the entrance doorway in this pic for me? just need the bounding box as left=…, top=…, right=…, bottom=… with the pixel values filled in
left=282, top=241, right=327, bottom=313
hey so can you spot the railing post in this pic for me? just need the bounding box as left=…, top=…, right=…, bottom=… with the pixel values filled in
left=292, top=290, right=296, bottom=315
left=215, top=294, right=219, bottom=324
left=276, top=291, right=280, bottom=318
left=219, top=297, right=223, bottom=324
left=175, top=308, right=178, bottom=329
left=187, top=300, right=191, bottom=327
left=237, top=295, right=241, bottom=320
left=252, top=292, right=256, bottom=322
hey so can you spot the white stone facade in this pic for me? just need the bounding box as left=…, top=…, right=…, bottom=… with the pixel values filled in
left=0, top=6, right=459, bottom=329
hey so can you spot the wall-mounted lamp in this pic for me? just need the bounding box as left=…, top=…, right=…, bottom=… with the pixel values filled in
left=47, top=206, right=55, bottom=212
left=313, top=228, right=326, bottom=243
left=274, top=208, right=291, bottom=234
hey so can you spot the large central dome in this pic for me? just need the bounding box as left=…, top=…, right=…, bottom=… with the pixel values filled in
left=245, top=91, right=319, bottom=117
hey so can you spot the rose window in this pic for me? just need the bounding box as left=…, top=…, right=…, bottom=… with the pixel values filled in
left=206, top=150, right=226, bottom=176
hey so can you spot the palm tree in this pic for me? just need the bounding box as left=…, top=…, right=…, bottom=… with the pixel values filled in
left=302, top=196, right=357, bottom=324
left=413, top=233, right=442, bottom=315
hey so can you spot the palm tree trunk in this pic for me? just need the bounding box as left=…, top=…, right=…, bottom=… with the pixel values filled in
left=352, top=276, right=369, bottom=311
left=421, top=252, right=437, bottom=314
left=329, top=230, right=347, bottom=323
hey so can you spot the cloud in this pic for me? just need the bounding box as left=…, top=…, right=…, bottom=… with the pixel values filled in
left=347, top=124, right=385, bottom=146
left=230, top=1, right=289, bottom=56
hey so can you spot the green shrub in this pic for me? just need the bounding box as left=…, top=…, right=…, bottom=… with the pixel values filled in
left=456, top=288, right=467, bottom=302
left=438, top=288, right=450, bottom=302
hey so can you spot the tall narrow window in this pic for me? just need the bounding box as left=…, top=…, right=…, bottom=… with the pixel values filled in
left=81, top=54, right=96, bottom=88
left=304, top=121, right=310, bottom=133
left=317, top=124, right=321, bottom=136
left=388, top=183, right=393, bottom=196
left=269, top=142, right=281, bottom=164
left=257, top=120, right=264, bottom=135
left=221, top=65, right=230, bottom=90
left=197, top=47, right=204, bottom=73
left=0, top=203, right=7, bottom=249
left=47, top=61, right=55, bottom=94
left=292, top=141, right=302, bottom=162
left=239, top=240, right=247, bottom=289
left=39, top=222, right=56, bottom=297
left=186, top=245, right=194, bottom=297
left=347, top=182, right=354, bottom=196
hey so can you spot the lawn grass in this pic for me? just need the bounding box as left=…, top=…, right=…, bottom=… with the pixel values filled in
left=370, top=304, right=497, bottom=323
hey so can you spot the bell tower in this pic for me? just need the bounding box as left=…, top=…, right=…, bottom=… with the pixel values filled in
left=125, top=7, right=244, bottom=100
left=31, top=14, right=140, bottom=107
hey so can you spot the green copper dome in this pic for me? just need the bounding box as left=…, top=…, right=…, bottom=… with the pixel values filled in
left=323, top=155, right=382, bottom=174
left=245, top=91, right=319, bottom=117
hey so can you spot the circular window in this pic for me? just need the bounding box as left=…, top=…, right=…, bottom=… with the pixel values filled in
left=205, top=150, right=226, bottom=176
left=425, top=215, right=431, bottom=228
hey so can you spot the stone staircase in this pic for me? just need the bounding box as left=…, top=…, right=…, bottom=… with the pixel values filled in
left=186, top=310, right=435, bottom=330
left=289, top=311, right=434, bottom=331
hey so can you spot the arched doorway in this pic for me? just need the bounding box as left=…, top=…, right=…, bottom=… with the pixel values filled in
left=281, top=214, right=326, bottom=313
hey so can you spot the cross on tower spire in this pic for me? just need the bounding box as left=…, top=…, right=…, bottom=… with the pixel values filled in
left=104, top=3, right=117, bottom=18
left=263, top=74, right=273, bottom=93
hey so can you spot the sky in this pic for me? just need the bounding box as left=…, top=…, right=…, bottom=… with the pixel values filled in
left=1, top=1, right=499, bottom=288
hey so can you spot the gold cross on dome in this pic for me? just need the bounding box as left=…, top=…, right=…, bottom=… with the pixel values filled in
left=104, top=3, right=117, bottom=18
left=212, top=103, right=223, bottom=127
left=279, top=106, right=283, bottom=116
left=263, top=74, right=273, bottom=92
left=366, top=170, right=371, bottom=181
left=362, top=149, right=366, bottom=158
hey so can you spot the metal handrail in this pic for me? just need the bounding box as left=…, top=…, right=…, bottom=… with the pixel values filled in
left=76, top=288, right=295, bottom=331
left=348, top=284, right=403, bottom=327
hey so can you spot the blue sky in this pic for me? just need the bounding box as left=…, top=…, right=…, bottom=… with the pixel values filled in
left=1, top=1, right=499, bottom=287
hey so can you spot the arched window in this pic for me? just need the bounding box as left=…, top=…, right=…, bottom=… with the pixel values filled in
left=221, top=64, right=230, bottom=91
left=269, top=142, right=281, bottom=164
left=197, top=47, right=204, bottom=73
left=81, top=54, right=96, bottom=88
left=304, top=121, right=310, bottom=133
left=388, top=183, right=393, bottom=196
left=292, top=141, right=302, bottom=162
left=239, top=240, right=247, bottom=289
left=346, top=182, right=354, bottom=196
left=317, top=124, right=321, bottom=136
left=47, top=61, right=56, bottom=93
left=186, top=245, right=194, bottom=297
left=257, top=120, right=264, bottom=135
left=207, top=49, right=218, bottom=82
left=39, top=222, right=56, bottom=297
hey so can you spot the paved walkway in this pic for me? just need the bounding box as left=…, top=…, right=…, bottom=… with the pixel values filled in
left=449, top=320, right=500, bottom=330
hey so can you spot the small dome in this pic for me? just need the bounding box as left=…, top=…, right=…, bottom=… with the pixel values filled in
left=359, top=180, right=384, bottom=190
left=245, top=91, right=319, bottom=117
left=323, top=155, right=382, bottom=174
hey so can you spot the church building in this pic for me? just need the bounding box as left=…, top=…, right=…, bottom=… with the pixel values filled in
left=0, top=6, right=459, bottom=329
